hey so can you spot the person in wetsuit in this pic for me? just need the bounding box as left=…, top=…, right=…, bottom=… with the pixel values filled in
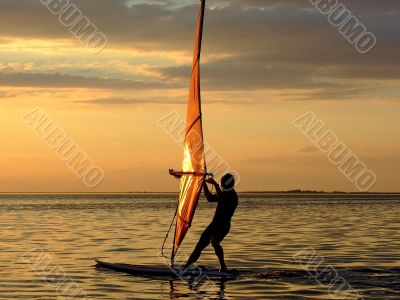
left=185, top=173, right=238, bottom=272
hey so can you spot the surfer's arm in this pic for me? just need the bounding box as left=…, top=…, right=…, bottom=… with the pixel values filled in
left=214, top=185, right=223, bottom=199
left=203, top=183, right=219, bottom=202
left=207, top=178, right=224, bottom=199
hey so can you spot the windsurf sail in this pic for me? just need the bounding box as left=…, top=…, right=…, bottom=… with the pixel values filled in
left=166, top=0, right=208, bottom=266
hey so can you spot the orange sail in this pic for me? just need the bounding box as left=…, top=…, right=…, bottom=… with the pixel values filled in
left=171, top=0, right=207, bottom=264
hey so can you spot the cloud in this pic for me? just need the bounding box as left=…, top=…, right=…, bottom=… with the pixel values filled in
left=74, top=97, right=185, bottom=105
left=156, top=55, right=377, bottom=98
left=158, top=58, right=331, bottom=91
left=279, top=85, right=375, bottom=101
left=1, top=0, right=399, bottom=55
left=0, top=0, right=399, bottom=100
left=73, top=95, right=250, bottom=106
left=228, top=0, right=400, bottom=13
left=0, top=71, right=173, bottom=89
left=0, top=89, right=34, bottom=99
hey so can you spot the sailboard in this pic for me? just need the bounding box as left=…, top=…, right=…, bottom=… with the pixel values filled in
left=95, top=260, right=236, bottom=278
left=165, top=0, right=212, bottom=266
left=96, top=260, right=308, bottom=280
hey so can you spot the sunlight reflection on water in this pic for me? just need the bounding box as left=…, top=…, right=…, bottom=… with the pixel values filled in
left=0, top=193, right=399, bottom=299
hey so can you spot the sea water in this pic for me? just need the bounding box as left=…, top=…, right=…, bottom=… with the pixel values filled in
left=0, top=193, right=399, bottom=299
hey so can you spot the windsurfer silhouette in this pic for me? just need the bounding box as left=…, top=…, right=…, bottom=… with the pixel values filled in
left=184, top=173, right=238, bottom=272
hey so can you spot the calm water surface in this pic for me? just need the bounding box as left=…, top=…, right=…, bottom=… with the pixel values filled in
left=0, top=193, right=399, bottom=299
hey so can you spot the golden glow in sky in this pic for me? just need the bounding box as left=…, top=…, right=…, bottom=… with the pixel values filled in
left=0, top=0, right=399, bottom=192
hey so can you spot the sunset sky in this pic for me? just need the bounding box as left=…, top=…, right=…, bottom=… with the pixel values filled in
left=0, top=0, right=399, bottom=192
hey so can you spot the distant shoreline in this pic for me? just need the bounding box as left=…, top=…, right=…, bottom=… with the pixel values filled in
left=0, top=191, right=399, bottom=195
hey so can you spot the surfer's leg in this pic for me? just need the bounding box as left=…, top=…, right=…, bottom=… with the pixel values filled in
left=185, top=224, right=213, bottom=268
left=211, top=237, right=227, bottom=272
left=211, top=224, right=230, bottom=272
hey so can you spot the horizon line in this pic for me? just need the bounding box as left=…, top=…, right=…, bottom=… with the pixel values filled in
left=0, top=191, right=399, bottom=195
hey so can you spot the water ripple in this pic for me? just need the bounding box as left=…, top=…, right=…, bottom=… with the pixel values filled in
left=0, top=193, right=399, bottom=299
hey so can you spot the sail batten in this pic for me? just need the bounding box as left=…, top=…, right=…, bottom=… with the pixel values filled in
left=170, top=0, right=207, bottom=265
